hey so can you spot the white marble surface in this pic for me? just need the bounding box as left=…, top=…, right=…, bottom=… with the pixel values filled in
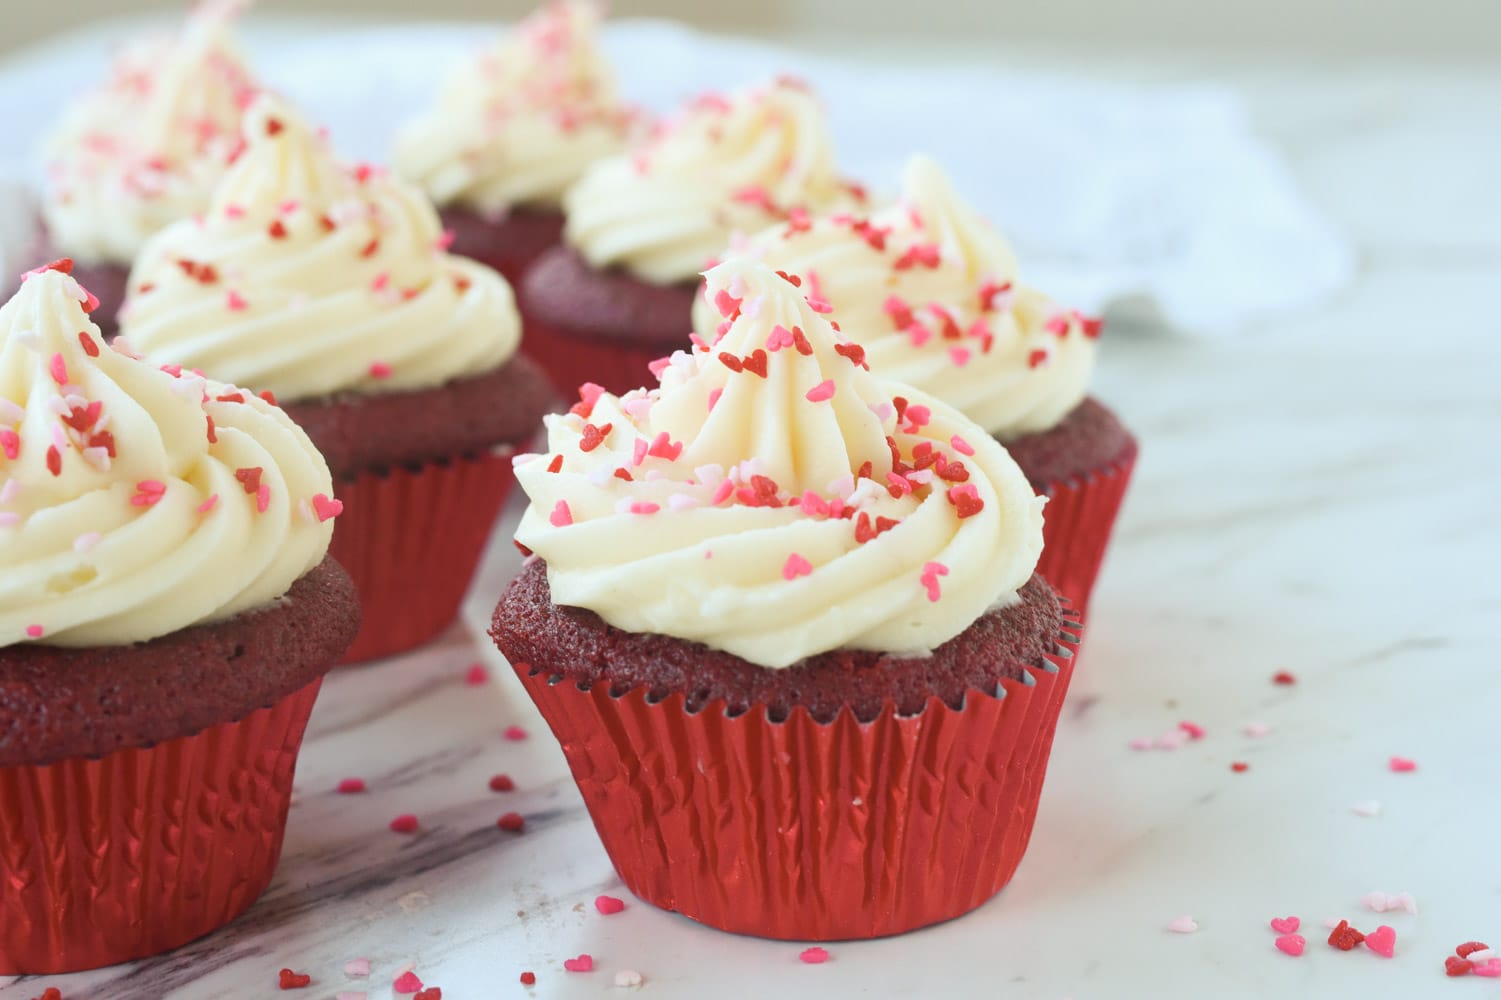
left=2, top=32, right=1500, bottom=1000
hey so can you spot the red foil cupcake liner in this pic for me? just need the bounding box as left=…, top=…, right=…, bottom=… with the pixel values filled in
left=0, top=679, right=322, bottom=974
left=331, top=450, right=517, bottom=663
left=1033, top=449, right=1137, bottom=615
left=513, top=616, right=1080, bottom=941
left=520, top=318, right=669, bottom=397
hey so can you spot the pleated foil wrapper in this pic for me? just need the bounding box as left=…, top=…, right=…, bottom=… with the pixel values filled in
left=330, top=449, right=516, bottom=663
left=0, top=679, right=322, bottom=974
left=1031, top=443, right=1137, bottom=616
left=518, top=318, right=668, bottom=398
left=513, top=615, right=1081, bottom=941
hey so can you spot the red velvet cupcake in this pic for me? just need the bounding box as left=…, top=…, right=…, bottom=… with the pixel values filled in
left=393, top=1, right=639, bottom=288
left=118, top=96, right=550, bottom=663
left=0, top=262, right=356, bottom=972
left=36, top=2, right=260, bottom=339
left=708, top=156, right=1138, bottom=614
left=520, top=76, right=865, bottom=395
left=492, top=258, right=1078, bottom=940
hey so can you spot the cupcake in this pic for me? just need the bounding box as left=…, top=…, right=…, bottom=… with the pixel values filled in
left=520, top=76, right=863, bottom=395
left=0, top=260, right=356, bottom=973
left=118, top=95, right=553, bottom=663
left=36, top=0, right=260, bottom=339
left=491, top=258, right=1080, bottom=940
left=701, top=156, right=1137, bottom=612
left=393, top=1, right=637, bottom=287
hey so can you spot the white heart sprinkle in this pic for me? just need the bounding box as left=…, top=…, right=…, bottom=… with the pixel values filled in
left=1351, top=799, right=1382, bottom=817
left=1167, top=915, right=1199, bottom=934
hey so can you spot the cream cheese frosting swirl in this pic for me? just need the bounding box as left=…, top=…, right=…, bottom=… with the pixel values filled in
left=41, top=1, right=260, bottom=266
left=394, top=1, right=635, bottom=213
left=562, top=77, right=862, bottom=286
left=700, top=156, right=1100, bottom=439
left=119, top=95, right=520, bottom=402
left=0, top=261, right=339, bottom=648
left=514, top=257, right=1044, bottom=668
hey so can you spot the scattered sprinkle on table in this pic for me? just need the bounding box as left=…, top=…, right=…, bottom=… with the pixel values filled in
left=564, top=954, right=594, bottom=973
left=465, top=663, right=489, bottom=685
left=414, top=989, right=443, bottom=1000
left=489, top=774, right=515, bottom=792
left=1388, top=756, right=1417, bottom=772
left=1351, top=799, right=1382, bottom=817
left=29, top=990, right=62, bottom=1000
left=497, top=812, right=525, bottom=832
left=336, top=777, right=367, bottom=794
left=1275, top=934, right=1306, bottom=957
left=504, top=725, right=528, bottom=741
left=520, top=971, right=536, bottom=985
left=343, top=957, right=370, bottom=977
left=1243, top=720, right=1271, bottom=737
left=393, top=970, right=424, bottom=994
left=595, top=894, right=626, bottom=915
left=1365, top=925, right=1397, bottom=958
left=615, top=970, right=644, bottom=987
left=1166, top=915, right=1198, bottom=933
left=278, top=968, right=311, bottom=989
left=1270, top=916, right=1300, bottom=934
left=1230, top=761, right=1249, bottom=772
left=1362, top=891, right=1417, bottom=914
left=1272, top=671, right=1297, bottom=685
left=1328, top=920, right=1365, bottom=951
left=799, top=946, right=830, bottom=964
left=390, top=813, right=420, bottom=834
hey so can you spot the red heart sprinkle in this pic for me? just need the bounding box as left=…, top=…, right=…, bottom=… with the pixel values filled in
left=1447, top=956, right=1475, bottom=977
left=1231, top=762, right=1250, bottom=772
left=277, top=968, right=311, bottom=989
left=520, top=972, right=536, bottom=985
left=1273, top=670, right=1296, bottom=685
left=1328, top=920, right=1365, bottom=951
left=741, top=349, right=768, bottom=378
left=389, top=813, right=419, bottom=834
left=497, top=812, right=525, bottom=832
left=489, top=774, right=514, bottom=792
left=414, top=989, right=442, bottom=1000
left=1458, top=942, right=1491, bottom=958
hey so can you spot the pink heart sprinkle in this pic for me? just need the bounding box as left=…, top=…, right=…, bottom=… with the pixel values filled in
left=1388, top=756, right=1417, bottom=772
left=503, top=725, right=528, bottom=741
left=1364, top=924, right=1397, bottom=958
left=594, top=894, right=626, bottom=915
left=805, top=379, right=836, bottom=403
left=1275, top=934, right=1306, bottom=957
left=343, top=958, right=370, bottom=977
left=1166, top=915, right=1198, bottom=934
left=392, top=970, right=423, bottom=993
left=783, top=553, right=813, bottom=580
left=799, top=947, right=830, bottom=964
left=1270, top=916, right=1300, bottom=934
left=549, top=500, right=573, bottom=527
left=1474, top=959, right=1501, bottom=977
left=563, top=954, right=593, bottom=973
left=311, top=493, right=343, bottom=522
left=464, top=664, right=488, bottom=685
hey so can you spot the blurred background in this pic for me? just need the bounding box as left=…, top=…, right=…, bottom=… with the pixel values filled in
left=3, top=0, right=1498, bottom=59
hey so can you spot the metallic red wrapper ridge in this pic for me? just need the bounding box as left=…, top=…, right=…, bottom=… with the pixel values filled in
left=0, top=680, right=322, bottom=974
left=519, top=319, right=668, bottom=397
left=514, top=618, right=1081, bottom=940
left=331, top=450, right=516, bottom=663
left=1032, top=447, right=1137, bottom=616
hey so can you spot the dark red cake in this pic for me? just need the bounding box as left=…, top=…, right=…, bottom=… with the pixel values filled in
left=1003, top=396, right=1138, bottom=492
left=0, top=558, right=357, bottom=767
left=494, top=558, right=1064, bottom=725
left=440, top=205, right=566, bottom=289
left=282, top=353, right=554, bottom=479
left=519, top=245, right=698, bottom=394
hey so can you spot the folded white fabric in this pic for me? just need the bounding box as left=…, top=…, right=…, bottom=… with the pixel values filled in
left=0, top=16, right=1352, bottom=336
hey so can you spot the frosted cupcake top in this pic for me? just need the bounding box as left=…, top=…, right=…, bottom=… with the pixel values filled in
left=702, top=156, right=1100, bottom=439
left=119, top=95, right=521, bottom=403
left=41, top=1, right=260, bottom=266
left=0, top=261, right=339, bottom=648
left=562, top=77, right=861, bottom=286
left=394, top=1, right=636, bottom=214
left=513, top=257, right=1044, bottom=669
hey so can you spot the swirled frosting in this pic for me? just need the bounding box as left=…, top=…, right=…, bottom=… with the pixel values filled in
left=513, top=257, right=1044, bottom=668
left=394, top=1, right=635, bottom=213
left=700, top=156, right=1100, bottom=439
left=562, top=77, right=861, bottom=286
left=41, top=1, right=260, bottom=266
left=119, top=95, right=520, bottom=402
left=0, top=261, right=339, bottom=648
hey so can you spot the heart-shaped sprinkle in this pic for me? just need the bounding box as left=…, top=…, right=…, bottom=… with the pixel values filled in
left=741, top=349, right=768, bottom=378
left=1270, top=916, right=1300, bottom=934
left=279, top=968, right=312, bottom=989
left=1328, top=920, right=1365, bottom=951
left=1275, top=934, right=1306, bottom=957
left=1467, top=948, right=1496, bottom=962
left=1388, top=756, right=1417, bottom=772
left=1351, top=799, right=1382, bottom=817
left=595, top=895, right=626, bottom=915
left=1457, top=942, right=1491, bottom=958
left=799, top=947, right=830, bottom=964
left=344, top=958, right=371, bottom=977
left=563, top=954, right=593, bottom=973
left=1364, top=925, right=1397, bottom=958
left=1446, top=956, right=1474, bottom=977
left=414, top=989, right=442, bottom=1000
left=1472, top=959, right=1501, bottom=977
left=1166, top=915, right=1198, bottom=934
left=311, top=493, right=343, bottom=522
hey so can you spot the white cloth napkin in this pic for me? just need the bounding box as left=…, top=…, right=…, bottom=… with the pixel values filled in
left=0, top=16, right=1353, bottom=336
